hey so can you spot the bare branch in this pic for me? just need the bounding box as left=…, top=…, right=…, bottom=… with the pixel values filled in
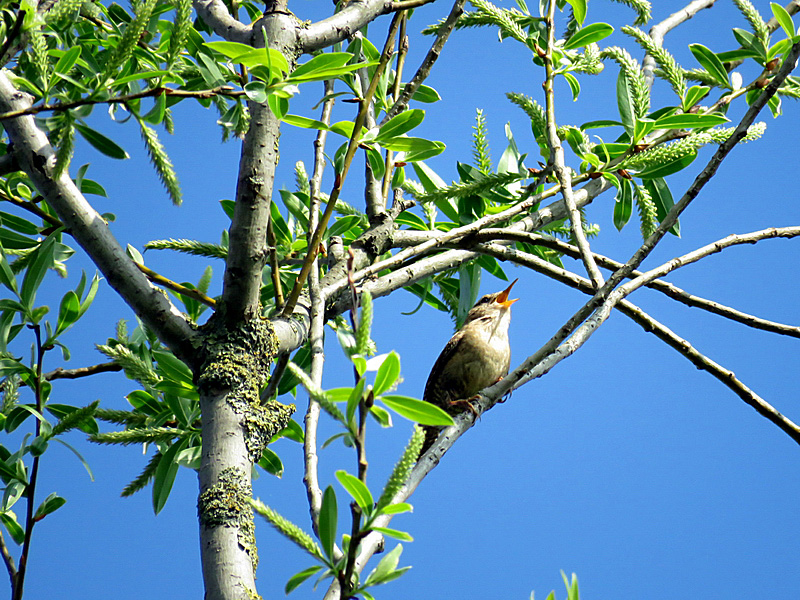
left=482, top=229, right=800, bottom=338
left=299, top=0, right=391, bottom=54
left=44, top=362, right=122, bottom=381
left=543, top=0, right=603, bottom=287
left=192, top=0, right=251, bottom=43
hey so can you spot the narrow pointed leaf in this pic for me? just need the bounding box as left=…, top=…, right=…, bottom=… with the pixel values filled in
left=335, top=470, right=374, bottom=511
left=380, top=395, right=454, bottom=426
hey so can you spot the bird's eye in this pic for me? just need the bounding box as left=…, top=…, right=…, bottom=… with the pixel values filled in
left=475, top=296, right=491, bottom=306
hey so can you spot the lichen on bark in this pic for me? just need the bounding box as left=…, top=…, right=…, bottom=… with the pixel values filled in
left=196, top=310, right=295, bottom=462
left=197, top=467, right=258, bottom=569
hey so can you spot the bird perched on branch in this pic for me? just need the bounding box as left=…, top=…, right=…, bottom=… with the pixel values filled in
left=420, top=279, right=518, bottom=455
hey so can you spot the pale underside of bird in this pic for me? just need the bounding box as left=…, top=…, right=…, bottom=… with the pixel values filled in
left=420, top=279, right=518, bottom=455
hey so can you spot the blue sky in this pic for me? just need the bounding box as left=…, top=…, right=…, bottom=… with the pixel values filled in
left=10, top=0, right=800, bottom=599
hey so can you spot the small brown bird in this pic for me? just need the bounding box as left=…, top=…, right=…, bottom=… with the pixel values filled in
left=421, top=279, right=518, bottom=455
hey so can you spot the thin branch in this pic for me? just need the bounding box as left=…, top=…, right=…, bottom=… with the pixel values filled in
left=481, top=229, right=800, bottom=338
left=381, top=0, right=467, bottom=124
left=303, top=79, right=335, bottom=536
left=0, top=193, right=63, bottom=227
left=543, top=0, right=603, bottom=287
left=266, top=216, right=284, bottom=310
left=0, top=86, right=243, bottom=121
left=135, top=262, right=217, bottom=309
left=282, top=13, right=404, bottom=317
left=617, top=226, right=800, bottom=297
left=44, top=362, right=122, bottom=381
left=0, top=529, right=16, bottom=591
left=390, top=0, right=437, bottom=9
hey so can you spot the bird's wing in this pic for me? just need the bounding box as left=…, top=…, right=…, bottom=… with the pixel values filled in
left=423, top=330, right=467, bottom=409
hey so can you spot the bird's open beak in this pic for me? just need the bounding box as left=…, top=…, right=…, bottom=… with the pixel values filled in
left=496, top=279, right=519, bottom=308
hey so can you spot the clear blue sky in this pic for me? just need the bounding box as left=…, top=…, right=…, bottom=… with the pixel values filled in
left=14, top=1, right=800, bottom=599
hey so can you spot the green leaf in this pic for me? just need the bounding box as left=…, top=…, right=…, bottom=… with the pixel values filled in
left=74, top=123, right=129, bottom=159
left=652, top=113, right=728, bottom=129
left=565, top=0, right=587, bottom=25
left=411, top=84, right=440, bottom=103
left=0, top=511, right=25, bottom=544
left=346, top=378, right=366, bottom=425
left=688, top=44, right=729, bottom=88
left=616, top=71, right=635, bottom=136
left=53, top=438, right=94, bottom=481
left=319, top=485, right=337, bottom=560
left=244, top=80, right=268, bottom=103
left=152, top=349, right=193, bottom=385
left=682, top=85, right=711, bottom=111
left=53, top=46, right=81, bottom=78
left=379, top=137, right=445, bottom=162
left=563, top=22, right=613, bottom=50
left=613, top=178, right=633, bottom=231
left=562, top=72, right=581, bottom=101
left=373, top=351, right=400, bottom=397
left=378, top=502, right=413, bottom=515
left=375, top=109, right=425, bottom=142
left=335, top=470, right=374, bottom=512
left=644, top=177, right=680, bottom=236
left=258, top=447, right=284, bottom=477
left=380, top=395, right=454, bottom=426
left=771, top=3, right=796, bottom=39
left=0, top=250, right=18, bottom=293
left=285, top=565, right=324, bottom=595
left=21, top=235, right=56, bottom=314
left=282, top=114, right=331, bottom=131
left=365, top=543, right=404, bottom=587
left=268, top=94, right=289, bottom=120
left=371, top=526, right=413, bottom=542
left=33, top=492, right=66, bottom=521
left=55, top=290, right=80, bottom=336
left=152, top=437, right=188, bottom=514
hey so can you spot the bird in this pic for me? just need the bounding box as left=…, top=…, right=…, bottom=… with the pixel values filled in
left=420, top=279, right=518, bottom=456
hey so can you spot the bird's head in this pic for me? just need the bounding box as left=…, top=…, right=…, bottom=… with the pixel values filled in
left=463, top=279, right=519, bottom=328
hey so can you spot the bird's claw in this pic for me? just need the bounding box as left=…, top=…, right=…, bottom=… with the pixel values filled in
left=449, top=397, right=481, bottom=419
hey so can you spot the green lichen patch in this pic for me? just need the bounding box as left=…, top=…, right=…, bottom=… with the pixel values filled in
left=196, top=312, right=294, bottom=461
left=197, top=467, right=258, bottom=569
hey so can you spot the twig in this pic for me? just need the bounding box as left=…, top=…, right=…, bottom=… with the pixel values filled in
left=0, top=86, right=243, bottom=121
left=480, top=229, right=800, bottom=338
left=304, top=79, right=335, bottom=535
left=134, top=262, right=217, bottom=309
left=44, top=361, right=122, bottom=381
left=542, top=0, right=603, bottom=287
left=266, top=216, right=284, bottom=310
left=381, top=0, right=467, bottom=125
left=0, top=529, right=16, bottom=591
left=281, top=13, right=404, bottom=318
left=381, top=14, right=409, bottom=205
left=0, top=192, right=64, bottom=227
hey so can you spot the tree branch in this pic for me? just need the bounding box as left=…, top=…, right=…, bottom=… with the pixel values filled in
left=480, top=229, right=800, bottom=338
left=0, top=72, right=198, bottom=364
left=44, top=362, right=122, bottom=381
left=299, top=0, right=391, bottom=54
left=192, top=0, right=251, bottom=43
left=543, top=0, right=603, bottom=287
